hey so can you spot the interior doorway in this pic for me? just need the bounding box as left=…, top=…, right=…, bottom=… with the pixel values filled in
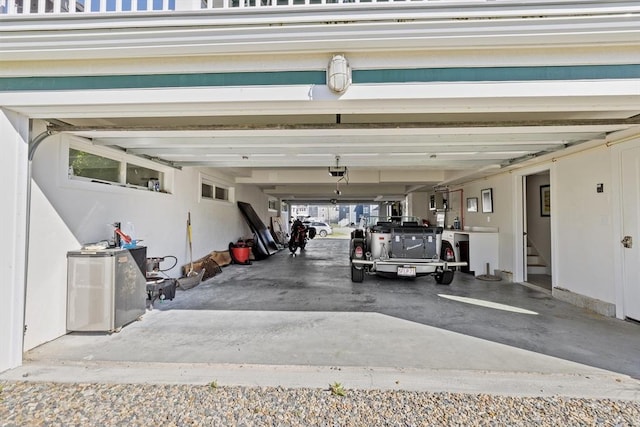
left=523, top=171, right=552, bottom=291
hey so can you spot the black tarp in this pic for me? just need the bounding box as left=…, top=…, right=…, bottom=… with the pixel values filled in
left=237, top=201, right=280, bottom=258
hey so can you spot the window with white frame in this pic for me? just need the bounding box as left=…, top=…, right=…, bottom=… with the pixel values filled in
left=215, top=186, right=229, bottom=201
left=126, top=163, right=163, bottom=189
left=201, top=182, right=214, bottom=199
left=268, top=198, right=278, bottom=211
left=200, top=174, right=233, bottom=203
left=68, top=148, right=120, bottom=183
left=67, top=140, right=169, bottom=193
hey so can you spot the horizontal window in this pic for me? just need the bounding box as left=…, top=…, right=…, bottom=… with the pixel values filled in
left=201, top=182, right=214, bottom=199
left=126, top=163, right=163, bottom=190
left=201, top=174, right=233, bottom=203
left=215, top=186, right=228, bottom=201
left=67, top=142, right=168, bottom=193
left=69, top=148, right=120, bottom=183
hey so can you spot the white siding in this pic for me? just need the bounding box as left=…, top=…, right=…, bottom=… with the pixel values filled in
left=0, top=110, right=29, bottom=372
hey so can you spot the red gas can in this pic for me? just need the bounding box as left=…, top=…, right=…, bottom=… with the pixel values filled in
left=231, top=246, right=251, bottom=264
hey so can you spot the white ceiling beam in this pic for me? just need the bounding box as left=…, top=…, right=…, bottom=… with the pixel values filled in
left=124, top=144, right=565, bottom=155
left=3, top=80, right=639, bottom=118
left=84, top=128, right=618, bottom=141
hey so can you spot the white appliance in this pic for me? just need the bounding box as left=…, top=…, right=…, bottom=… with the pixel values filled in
left=67, top=247, right=147, bottom=332
left=436, top=210, right=446, bottom=228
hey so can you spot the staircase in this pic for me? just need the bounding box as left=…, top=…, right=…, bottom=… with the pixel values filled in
left=527, top=240, right=548, bottom=275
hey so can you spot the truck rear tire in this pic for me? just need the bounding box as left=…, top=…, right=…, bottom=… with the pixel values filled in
left=435, top=270, right=454, bottom=285
left=351, top=264, right=364, bottom=283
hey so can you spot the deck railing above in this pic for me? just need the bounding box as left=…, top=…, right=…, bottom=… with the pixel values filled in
left=2, top=0, right=640, bottom=17
left=2, top=0, right=438, bottom=15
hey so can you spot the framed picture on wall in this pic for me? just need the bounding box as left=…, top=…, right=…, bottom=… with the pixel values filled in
left=481, top=188, right=493, bottom=213
left=540, top=185, right=551, bottom=217
left=467, top=197, right=478, bottom=212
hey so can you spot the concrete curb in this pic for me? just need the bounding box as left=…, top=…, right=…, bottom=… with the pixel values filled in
left=4, top=360, right=640, bottom=401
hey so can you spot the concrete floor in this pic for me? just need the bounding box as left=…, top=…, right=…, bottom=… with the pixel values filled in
left=526, top=273, right=552, bottom=291
left=4, top=238, right=640, bottom=399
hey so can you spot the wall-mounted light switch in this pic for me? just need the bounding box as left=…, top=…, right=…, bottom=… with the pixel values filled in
left=596, top=183, right=604, bottom=193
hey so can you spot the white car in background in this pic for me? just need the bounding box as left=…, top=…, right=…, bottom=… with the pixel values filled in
left=304, top=221, right=333, bottom=238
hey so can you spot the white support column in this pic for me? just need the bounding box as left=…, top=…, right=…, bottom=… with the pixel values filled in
left=0, top=109, right=29, bottom=373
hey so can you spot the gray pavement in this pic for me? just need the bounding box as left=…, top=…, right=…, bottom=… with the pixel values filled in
left=3, top=238, right=640, bottom=400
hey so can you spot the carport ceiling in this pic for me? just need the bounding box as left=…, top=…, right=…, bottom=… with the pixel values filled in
left=49, top=111, right=640, bottom=203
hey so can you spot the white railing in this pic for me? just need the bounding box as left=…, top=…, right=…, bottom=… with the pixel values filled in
left=1, top=0, right=428, bottom=15
left=1, top=0, right=172, bottom=14
left=2, top=0, right=640, bottom=16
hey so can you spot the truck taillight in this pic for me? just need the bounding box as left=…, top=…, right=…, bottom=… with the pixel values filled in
left=355, top=246, right=363, bottom=258
left=444, top=247, right=455, bottom=261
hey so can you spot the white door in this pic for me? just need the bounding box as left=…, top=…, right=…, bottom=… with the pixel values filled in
left=621, top=145, right=640, bottom=321
left=522, top=176, right=528, bottom=283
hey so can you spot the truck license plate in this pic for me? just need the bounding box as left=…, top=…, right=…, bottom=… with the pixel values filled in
left=397, top=266, right=416, bottom=277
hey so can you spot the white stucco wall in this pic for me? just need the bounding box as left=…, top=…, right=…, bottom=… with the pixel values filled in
left=554, top=145, right=614, bottom=304
left=24, top=181, right=81, bottom=350
left=456, top=174, right=514, bottom=274
left=458, top=143, right=616, bottom=306
left=0, top=110, right=29, bottom=372
left=24, top=131, right=270, bottom=351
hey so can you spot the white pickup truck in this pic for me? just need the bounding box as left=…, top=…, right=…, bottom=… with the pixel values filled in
left=349, top=216, right=467, bottom=285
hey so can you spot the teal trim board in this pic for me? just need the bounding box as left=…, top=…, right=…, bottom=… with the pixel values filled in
left=0, top=65, right=638, bottom=91
left=354, top=64, right=640, bottom=83
left=0, top=71, right=326, bottom=91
